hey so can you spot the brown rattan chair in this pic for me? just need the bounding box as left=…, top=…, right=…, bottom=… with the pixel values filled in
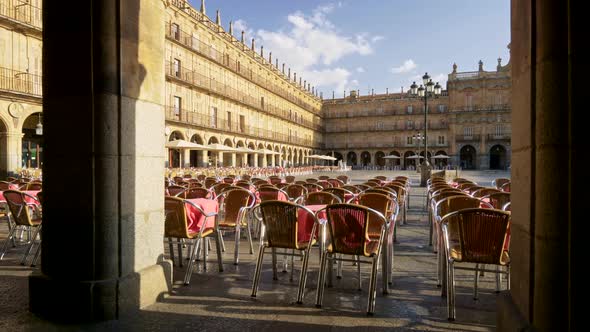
left=185, top=187, right=212, bottom=199
left=342, top=185, right=361, bottom=194
left=471, top=187, right=502, bottom=198
left=284, top=184, right=308, bottom=203
left=441, top=208, right=511, bottom=321
left=355, top=184, right=371, bottom=191
left=336, top=175, right=349, bottom=184
left=327, top=178, right=344, bottom=188
left=269, top=177, right=283, bottom=185
left=164, top=196, right=222, bottom=284
left=384, top=184, right=407, bottom=225
left=306, top=178, right=318, bottom=183
left=429, top=191, right=469, bottom=248
left=0, top=190, right=42, bottom=266
left=315, top=204, right=387, bottom=315
left=204, top=177, right=218, bottom=189
left=318, top=175, right=330, bottom=180
left=483, top=192, right=511, bottom=210
left=251, top=201, right=319, bottom=303
left=303, top=183, right=323, bottom=193
left=304, top=191, right=341, bottom=205
left=374, top=176, right=387, bottom=181
left=285, top=175, right=296, bottom=184
left=500, top=182, right=511, bottom=192
left=222, top=177, right=235, bottom=184
left=167, top=185, right=187, bottom=198
left=492, top=178, right=511, bottom=190
left=316, top=180, right=332, bottom=189
left=322, top=187, right=354, bottom=203
left=295, top=180, right=307, bottom=185
left=216, top=189, right=256, bottom=265
left=0, top=181, right=15, bottom=190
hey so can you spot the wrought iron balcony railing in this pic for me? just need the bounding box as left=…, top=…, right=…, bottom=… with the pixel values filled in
left=0, top=66, right=42, bottom=98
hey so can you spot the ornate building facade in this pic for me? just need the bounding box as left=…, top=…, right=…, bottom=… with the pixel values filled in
left=322, top=57, right=511, bottom=170
left=0, top=0, right=511, bottom=175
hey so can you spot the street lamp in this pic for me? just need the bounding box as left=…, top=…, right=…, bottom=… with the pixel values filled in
left=410, top=72, right=442, bottom=186
left=412, top=132, right=424, bottom=171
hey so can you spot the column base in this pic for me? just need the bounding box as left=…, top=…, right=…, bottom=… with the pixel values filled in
left=29, top=260, right=172, bottom=323
left=497, top=292, right=532, bottom=331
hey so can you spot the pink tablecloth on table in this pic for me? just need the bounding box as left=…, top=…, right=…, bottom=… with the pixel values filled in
left=185, top=198, right=219, bottom=234
left=0, top=190, right=41, bottom=204
left=297, top=204, right=326, bottom=244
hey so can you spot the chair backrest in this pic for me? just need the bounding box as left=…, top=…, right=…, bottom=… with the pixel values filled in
left=259, top=201, right=314, bottom=250
left=258, top=187, right=287, bottom=202
left=323, top=187, right=353, bottom=202
left=285, top=184, right=308, bottom=201
left=355, top=184, right=371, bottom=191
left=295, top=180, right=307, bottom=185
left=502, top=202, right=511, bottom=211
left=173, top=176, right=184, bottom=183
left=384, top=184, right=407, bottom=203
left=431, top=188, right=464, bottom=198
left=305, top=192, right=341, bottom=205
left=220, top=185, right=244, bottom=195
left=220, top=189, right=254, bottom=224
left=0, top=181, right=14, bottom=190
left=211, top=183, right=231, bottom=196
left=472, top=187, right=502, bottom=198
left=500, top=182, right=511, bottom=192
left=185, top=187, right=211, bottom=199
left=204, top=177, right=218, bottom=189
left=306, top=178, right=318, bottom=183
left=324, top=204, right=385, bottom=256
left=358, top=193, right=396, bottom=224
left=374, top=176, right=387, bottom=181
left=164, top=196, right=190, bottom=238
left=483, top=192, right=511, bottom=210
left=303, top=183, right=323, bottom=193
left=167, top=185, right=187, bottom=198
left=492, top=178, right=511, bottom=190
left=342, top=185, right=361, bottom=194
left=441, top=208, right=511, bottom=264
left=285, top=175, right=296, bottom=184
left=431, top=191, right=469, bottom=207
left=395, top=176, right=409, bottom=182
left=254, top=180, right=270, bottom=187
left=316, top=180, right=332, bottom=189
left=336, top=175, right=349, bottom=184
left=458, top=182, right=479, bottom=191
left=436, top=195, right=490, bottom=221
left=318, top=175, right=330, bottom=180
left=275, top=182, right=289, bottom=190
left=269, top=177, right=283, bottom=185
left=235, top=182, right=252, bottom=190
left=223, top=177, right=235, bottom=184
left=3, top=190, right=40, bottom=226
left=197, top=174, right=206, bottom=181
left=327, top=178, right=344, bottom=188
left=364, top=188, right=397, bottom=200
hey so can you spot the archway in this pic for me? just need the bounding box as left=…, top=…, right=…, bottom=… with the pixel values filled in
left=207, top=136, right=220, bottom=167
left=333, top=152, right=343, bottom=165
left=223, top=138, right=234, bottom=167
left=168, top=131, right=184, bottom=168
left=257, top=143, right=265, bottom=166
left=360, top=151, right=371, bottom=167
left=434, top=150, right=449, bottom=168
left=235, top=140, right=246, bottom=167
left=266, top=144, right=273, bottom=166
left=404, top=151, right=417, bottom=170
left=21, top=112, right=44, bottom=169
left=388, top=151, right=401, bottom=169
left=190, top=134, right=204, bottom=167
left=460, top=145, right=477, bottom=170
left=419, top=150, right=433, bottom=165
left=347, top=151, right=357, bottom=166
left=375, top=151, right=385, bottom=167
left=247, top=142, right=257, bottom=166
left=489, top=145, right=507, bottom=170
left=274, top=146, right=280, bottom=167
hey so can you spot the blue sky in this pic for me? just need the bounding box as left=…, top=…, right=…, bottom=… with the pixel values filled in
left=188, top=0, right=510, bottom=97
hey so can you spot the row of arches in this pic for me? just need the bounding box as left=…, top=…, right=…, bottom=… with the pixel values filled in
left=0, top=112, right=43, bottom=176
left=167, top=130, right=315, bottom=168
left=327, top=144, right=509, bottom=170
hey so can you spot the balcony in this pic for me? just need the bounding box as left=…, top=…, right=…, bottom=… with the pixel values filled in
left=165, top=62, right=323, bottom=132
left=164, top=107, right=316, bottom=147
left=455, top=134, right=482, bottom=142
left=453, top=104, right=511, bottom=112
left=0, top=66, right=42, bottom=99
left=0, top=0, right=42, bottom=35
left=164, top=22, right=321, bottom=115
left=487, top=133, right=511, bottom=141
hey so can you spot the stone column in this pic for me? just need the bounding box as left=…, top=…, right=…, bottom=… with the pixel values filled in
left=183, top=149, right=190, bottom=168
left=253, top=153, right=259, bottom=167
left=201, top=150, right=208, bottom=167
left=217, top=151, right=223, bottom=167
left=0, top=131, right=23, bottom=176
left=498, top=0, right=574, bottom=330
left=231, top=153, right=237, bottom=167
left=29, top=0, right=171, bottom=322
left=241, top=153, right=247, bottom=167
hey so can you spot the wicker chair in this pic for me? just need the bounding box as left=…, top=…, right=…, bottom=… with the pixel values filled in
left=322, top=187, right=354, bottom=204
left=492, top=178, right=511, bottom=190
left=483, top=192, right=511, bottom=210
left=429, top=191, right=469, bottom=248
left=216, top=189, right=256, bottom=265
left=500, top=182, right=511, bottom=192
left=222, top=177, right=235, bottom=184
left=164, top=196, right=222, bottom=284
left=306, top=178, right=318, bottom=183
left=269, top=177, right=283, bottom=185
left=285, top=175, right=296, bottom=184
left=167, top=185, right=187, bottom=198
left=383, top=184, right=407, bottom=225
left=251, top=201, right=319, bottom=303
left=358, top=192, right=399, bottom=292
left=355, top=184, right=371, bottom=191
left=303, top=183, right=323, bottom=193
left=327, top=178, right=344, bottom=188
left=185, top=187, right=212, bottom=199
left=204, top=177, right=218, bottom=189
left=284, top=184, right=308, bottom=203
left=336, top=175, right=349, bottom=184
left=318, top=175, right=330, bottom=180
left=315, top=204, right=387, bottom=315
left=0, top=190, right=42, bottom=266
left=304, top=192, right=341, bottom=205
left=316, top=180, right=332, bottom=189
left=295, top=180, right=307, bottom=185
left=374, top=176, right=387, bottom=181
left=0, top=181, right=15, bottom=190
left=472, top=187, right=502, bottom=198
left=342, top=185, right=361, bottom=194
left=441, top=208, right=511, bottom=321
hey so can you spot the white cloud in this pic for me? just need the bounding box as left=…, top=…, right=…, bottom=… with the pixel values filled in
left=356, top=67, right=365, bottom=73
left=233, top=3, right=380, bottom=92
left=391, top=59, right=417, bottom=74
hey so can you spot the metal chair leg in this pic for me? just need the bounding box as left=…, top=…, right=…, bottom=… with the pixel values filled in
left=357, top=255, right=362, bottom=291
left=495, top=264, right=502, bottom=292
left=168, top=238, right=175, bottom=266
left=251, top=245, right=266, bottom=297
left=177, top=238, right=183, bottom=267
left=233, top=225, right=241, bottom=265
left=202, top=237, right=209, bottom=271
left=296, top=250, right=310, bottom=303
left=246, top=222, right=254, bottom=255
left=215, top=230, right=224, bottom=272
left=0, top=225, right=17, bottom=260
left=21, top=225, right=41, bottom=266
left=474, top=263, right=479, bottom=300
left=447, top=260, right=456, bottom=321
left=271, top=247, right=278, bottom=280
left=382, top=237, right=389, bottom=294
left=31, top=243, right=41, bottom=267
left=367, top=254, right=380, bottom=315
left=290, top=249, right=295, bottom=282
left=315, top=251, right=328, bottom=308
left=183, top=238, right=201, bottom=285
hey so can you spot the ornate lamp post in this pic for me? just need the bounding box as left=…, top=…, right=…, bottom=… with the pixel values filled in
left=410, top=73, right=442, bottom=186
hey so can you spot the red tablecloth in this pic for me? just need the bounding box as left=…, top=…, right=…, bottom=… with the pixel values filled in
left=185, top=198, right=219, bottom=234
left=0, top=190, right=40, bottom=204
left=297, top=205, right=326, bottom=244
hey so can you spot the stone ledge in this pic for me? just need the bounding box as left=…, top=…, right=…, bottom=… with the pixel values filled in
left=119, top=259, right=173, bottom=316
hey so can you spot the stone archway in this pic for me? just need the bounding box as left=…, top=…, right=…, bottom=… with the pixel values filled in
left=190, top=134, right=204, bottom=167
left=375, top=151, right=385, bottom=167
left=347, top=151, right=357, bottom=166
left=489, top=144, right=507, bottom=169
left=388, top=151, right=401, bottom=169
left=404, top=151, right=417, bottom=170
left=223, top=138, right=234, bottom=167
left=168, top=131, right=184, bottom=168
left=434, top=150, right=449, bottom=168
left=21, top=112, right=44, bottom=169
left=360, top=151, right=371, bottom=166
left=460, top=145, right=477, bottom=170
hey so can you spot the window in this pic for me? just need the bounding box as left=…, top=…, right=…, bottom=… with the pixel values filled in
left=239, top=115, right=245, bottom=133
left=260, top=97, right=265, bottom=108
left=173, top=58, right=181, bottom=77
left=438, top=136, right=445, bottom=145
left=495, top=125, right=503, bottom=136
left=407, top=136, right=413, bottom=145
left=171, top=23, right=180, bottom=40
left=407, top=120, right=413, bottom=129
left=465, top=94, right=473, bottom=110
left=210, top=107, right=218, bottom=128
left=438, top=104, right=446, bottom=113
left=464, top=127, right=473, bottom=137
left=191, top=33, right=199, bottom=50
left=227, top=111, right=232, bottom=130
left=407, top=105, right=413, bottom=114
left=376, top=122, right=384, bottom=130
left=173, top=96, right=181, bottom=120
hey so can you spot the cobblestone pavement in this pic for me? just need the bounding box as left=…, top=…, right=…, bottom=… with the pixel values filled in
left=0, top=170, right=509, bottom=331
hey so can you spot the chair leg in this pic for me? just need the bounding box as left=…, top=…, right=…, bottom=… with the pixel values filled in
left=215, top=231, right=224, bottom=272
left=202, top=237, right=209, bottom=271
left=428, top=209, right=433, bottom=247
left=168, top=237, right=175, bottom=266
left=290, top=249, right=295, bottom=282
left=357, top=255, right=362, bottom=291
left=447, top=259, right=456, bottom=321
left=233, top=225, right=241, bottom=265
left=495, top=264, right=501, bottom=293
left=336, top=255, right=343, bottom=279
left=506, top=265, right=511, bottom=290
left=177, top=238, right=184, bottom=267
left=246, top=222, right=254, bottom=255
left=271, top=247, right=278, bottom=280
left=393, top=221, right=397, bottom=243
left=382, top=237, right=389, bottom=294
left=0, top=225, right=17, bottom=260
left=315, top=251, right=328, bottom=308
left=21, top=225, right=41, bottom=266
left=31, top=243, right=41, bottom=267
left=389, top=232, right=395, bottom=286
left=251, top=245, right=266, bottom=297
left=480, top=264, right=486, bottom=277
left=296, top=250, right=311, bottom=304
left=367, top=254, right=380, bottom=315
left=474, top=263, right=479, bottom=300
left=184, top=238, right=201, bottom=285
left=327, top=255, right=334, bottom=287
left=220, top=231, right=226, bottom=252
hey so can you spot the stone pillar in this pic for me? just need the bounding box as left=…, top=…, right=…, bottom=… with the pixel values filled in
left=231, top=153, right=237, bottom=167
left=498, top=0, right=575, bottom=330
left=261, top=154, right=267, bottom=167
left=29, top=0, right=171, bottom=322
left=217, top=151, right=223, bottom=167
left=0, top=131, right=23, bottom=176
left=241, top=153, right=247, bottom=167
left=183, top=149, right=190, bottom=168
left=253, top=153, right=259, bottom=167
left=201, top=150, right=208, bottom=167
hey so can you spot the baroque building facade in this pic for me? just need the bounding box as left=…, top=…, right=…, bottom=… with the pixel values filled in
left=0, top=0, right=511, bottom=175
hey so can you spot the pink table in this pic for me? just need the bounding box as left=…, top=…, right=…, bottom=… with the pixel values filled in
left=0, top=190, right=41, bottom=204
left=185, top=198, right=219, bottom=234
